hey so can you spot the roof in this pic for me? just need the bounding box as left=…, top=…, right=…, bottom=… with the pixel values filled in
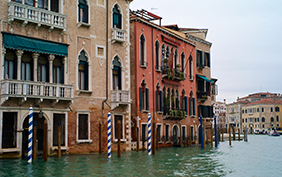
left=244, top=98, right=282, bottom=106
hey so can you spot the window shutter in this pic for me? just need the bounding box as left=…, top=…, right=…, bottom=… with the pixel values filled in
left=139, top=87, right=142, bottom=111
left=146, top=88, right=149, bottom=110
left=196, top=50, right=199, bottom=67
left=192, top=98, right=195, bottom=115
left=83, top=5, right=89, bottom=23
left=198, top=105, right=201, bottom=117
left=184, top=96, right=188, bottom=115
left=180, top=97, right=183, bottom=111
left=160, top=91, right=163, bottom=112
left=118, top=68, right=122, bottom=90
left=156, top=90, right=158, bottom=112
left=118, top=14, right=122, bottom=29
left=84, top=62, right=88, bottom=90
left=188, top=97, right=191, bottom=115
left=60, top=63, right=64, bottom=84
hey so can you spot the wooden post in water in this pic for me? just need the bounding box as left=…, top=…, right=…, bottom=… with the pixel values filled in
left=137, top=127, right=139, bottom=152
left=32, top=122, right=37, bottom=160
left=238, top=128, right=240, bottom=141
left=180, top=123, right=182, bottom=147
left=245, top=127, right=248, bottom=142
left=43, top=120, right=48, bottom=162
left=229, top=125, right=231, bottom=146
left=117, top=120, right=121, bottom=158
left=243, top=129, right=246, bottom=141
left=233, top=127, right=235, bottom=140
left=58, top=121, right=61, bottom=158
left=221, top=129, right=224, bottom=142
left=217, top=127, right=219, bottom=145
left=99, top=121, right=102, bottom=154
left=211, top=127, right=213, bottom=147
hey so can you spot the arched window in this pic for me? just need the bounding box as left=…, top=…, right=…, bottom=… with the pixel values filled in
left=166, top=46, right=170, bottom=58
left=139, top=80, right=149, bottom=111
left=188, top=55, right=193, bottom=80
left=171, top=89, right=175, bottom=109
left=140, top=35, right=146, bottom=66
left=167, top=88, right=171, bottom=109
left=21, top=52, right=33, bottom=81
left=78, top=0, right=89, bottom=23
left=53, top=56, right=64, bottom=84
left=181, top=52, right=185, bottom=73
left=156, top=84, right=163, bottom=112
left=175, top=90, right=179, bottom=109
left=262, top=117, right=265, bottom=122
left=78, top=50, right=88, bottom=90
left=174, top=49, right=178, bottom=69
left=271, top=107, right=273, bottom=112
left=161, top=44, right=165, bottom=67
left=38, top=54, right=49, bottom=82
left=275, top=106, right=280, bottom=112
left=112, top=56, right=121, bottom=90
left=163, top=87, right=167, bottom=114
left=113, top=4, right=122, bottom=29
left=188, top=91, right=194, bottom=116
left=155, top=41, right=160, bottom=70
left=4, top=49, right=17, bottom=80
left=261, top=107, right=264, bottom=112
left=271, top=117, right=274, bottom=122
left=276, top=116, right=279, bottom=122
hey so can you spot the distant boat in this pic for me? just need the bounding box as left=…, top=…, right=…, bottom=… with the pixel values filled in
left=268, top=128, right=280, bottom=136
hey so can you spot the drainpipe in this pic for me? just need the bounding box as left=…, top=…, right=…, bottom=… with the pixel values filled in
left=102, top=0, right=110, bottom=116
left=152, top=27, right=155, bottom=155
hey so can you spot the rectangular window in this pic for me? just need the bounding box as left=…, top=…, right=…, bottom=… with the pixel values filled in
left=53, top=114, right=65, bottom=146
left=2, top=112, right=17, bottom=148
left=78, top=114, right=88, bottom=140
left=204, top=52, right=210, bottom=67
left=97, top=47, right=105, bottom=57
left=157, top=124, right=162, bottom=142
left=78, top=1, right=89, bottom=23
left=196, top=50, right=203, bottom=68
left=114, top=115, right=123, bottom=140
left=141, top=124, right=147, bottom=142
left=190, top=126, right=194, bottom=140
left=51, top=0, right=59, bottom=13
left=182, top=126, right=186, bottom=141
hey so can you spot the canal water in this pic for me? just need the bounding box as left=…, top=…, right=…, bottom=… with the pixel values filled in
left=1, top=135, right=281, bottom=177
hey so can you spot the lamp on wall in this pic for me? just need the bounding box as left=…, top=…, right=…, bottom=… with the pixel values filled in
left=38, top=109, right=43, bottom=119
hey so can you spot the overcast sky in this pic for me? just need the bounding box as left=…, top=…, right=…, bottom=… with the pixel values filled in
left=130, top=0, right=282, bottom=104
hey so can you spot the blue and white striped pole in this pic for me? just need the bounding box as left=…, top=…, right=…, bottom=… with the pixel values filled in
left=107, top=112, right=111, bottom=159
left=28, top=106, right=33, bottom=163
left=148, top=113, right=152, bottom=155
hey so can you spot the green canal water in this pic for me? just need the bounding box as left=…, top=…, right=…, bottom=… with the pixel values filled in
left=1, top=135, right=282, bottom=177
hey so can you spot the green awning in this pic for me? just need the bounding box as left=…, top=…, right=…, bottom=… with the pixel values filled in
left=197, top=74, right=213, bottom=83
left=3, top=33, right=68, bottom=56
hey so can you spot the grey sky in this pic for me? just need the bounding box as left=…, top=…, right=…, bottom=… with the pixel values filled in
left=130, top=0, right=282, bottom=103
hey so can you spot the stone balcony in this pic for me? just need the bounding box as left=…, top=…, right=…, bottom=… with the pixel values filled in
left=8, top=1, right=67, bottom=31
left=111, top=90, right=131, bottom=109
left=111, top=28, right=126, bottom=43
left=1, top=79, right=74, bottom=107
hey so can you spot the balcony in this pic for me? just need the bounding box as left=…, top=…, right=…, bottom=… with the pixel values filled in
left=197, top=90, right=208, bottom=102
left=162, top=107, right=187, bottom=120
left=111, top=90, right=131, bottom=109
left=112, top=28, right=126, bottom=43
left=8, top=1, right=67, bottom=31
left=1, top=79, right=74, bottom=106
left=161, top=66, right=186, bottom=82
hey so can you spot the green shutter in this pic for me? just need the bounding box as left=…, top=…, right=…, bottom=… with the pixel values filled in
left=184, top=96, right=188, bottom=115
left=160, top=91, right=163, bottom=112
left=146, top=88, right=149, bottom=110
left=139, top=87, right=142, bottom=111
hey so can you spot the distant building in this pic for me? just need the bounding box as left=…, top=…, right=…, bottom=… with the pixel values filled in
left=214, top=100, right=226, bottom=115
left=217, top=112, right=226, bottom=129
left=242, top=98, right=282, bottom=133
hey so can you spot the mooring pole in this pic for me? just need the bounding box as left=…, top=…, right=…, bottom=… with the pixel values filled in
left=32, top=121, right=37, bottom=160
left=43, top=119, right=48, bottom=162
left=58, top=121, right=61, bottom=158
left=203, top=124, right=205, bottom=148
left=217, top=126, right=220, bottom=145
left=148, top=113, right=152, bottom=155
left=221, top=128, right=224, bottom=142
left=214, top=116, right=217, bottom=148
left=245, top=126, right=248, bottom=142
left=238, top=128, right=240, bottom=141
left=28, top=106, right=33, bottom=164
left=137, top=127, right=139, bottom=152
left=156, top=128, right=159, bottom=150
left=200, top=115, right=203, bottom=149
left=229, top=125, right=231, bottom=146
left=107, top=113, right=111, bottom=158
left=117, top=120, right=121, bottom=158
left=189, top=125, right=192, bottom=146
left=180, top=123, right=182, bottom=147
left=233, top=127, right=235, bottom=140
left=152, top=120, right=155, bottom=155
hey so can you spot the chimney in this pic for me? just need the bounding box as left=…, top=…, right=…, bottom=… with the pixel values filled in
left=224, top=99, right=226, bottom=104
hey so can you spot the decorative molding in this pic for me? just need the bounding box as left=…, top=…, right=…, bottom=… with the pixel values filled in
left=186, top=34, right=212, bottom=47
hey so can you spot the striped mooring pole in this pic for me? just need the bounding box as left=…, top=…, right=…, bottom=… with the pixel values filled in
left=28, top=106, right=33, bottom=163
left=107, top=112, right=111, bottom=159
left=200, top=115, right=203, bottom=149
left=148, top=113, right=152, bottom=155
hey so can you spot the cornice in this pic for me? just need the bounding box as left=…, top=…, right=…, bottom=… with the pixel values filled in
left=186, top=34, right=212, bottom=47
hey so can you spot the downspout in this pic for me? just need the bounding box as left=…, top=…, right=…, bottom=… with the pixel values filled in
left=102, top=0, right=110, bottom=116
left=152, top=27, right=155, bottom=155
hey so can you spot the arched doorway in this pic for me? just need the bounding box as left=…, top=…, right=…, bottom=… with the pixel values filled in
left=172, top=125, right=179, bottom=146
left=22, top=113, right=46, bottom=157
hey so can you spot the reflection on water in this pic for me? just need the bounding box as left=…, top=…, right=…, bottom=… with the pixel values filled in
left=1, top=135, right=282, bottom=177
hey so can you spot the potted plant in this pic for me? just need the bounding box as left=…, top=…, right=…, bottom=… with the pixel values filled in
left=167, top=68, right=171, bottom=79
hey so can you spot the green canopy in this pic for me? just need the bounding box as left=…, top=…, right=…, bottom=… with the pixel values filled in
left=4, top=33, right=68, bottom=56
left=197, top=74, right=213, bottom=83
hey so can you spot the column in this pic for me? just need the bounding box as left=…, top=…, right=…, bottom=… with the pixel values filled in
left=16, top=50, right=24, bottom=80
left=1, top=48, right=6, bottom=80
left=63, top=57, right=67, bottom=84
left=48, top=55, right=55, bottom=83
left=32, top=53, right=40, bottom=82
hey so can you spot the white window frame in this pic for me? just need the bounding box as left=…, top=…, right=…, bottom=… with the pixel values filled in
left=113, top=114, right=126, bottom=142
left=96, top=45, right=106, bottom=58
left=76, top=111, right=92, bottom=143
left=141, top=122, right=148, bottom=141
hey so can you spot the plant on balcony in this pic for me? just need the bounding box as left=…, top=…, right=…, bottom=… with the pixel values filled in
left=202, top=95, right=208, bottom=99
left=172, top=70, right=175, bottom=80
left=176, top=64, right=181, bottom=68
left=163, top=58, right=168, bottom=64
left=167, top=68, right=171, bottom=79
left=169, top=109, right=174, bottom=117
left=177, top=110, right=182, bottom=117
